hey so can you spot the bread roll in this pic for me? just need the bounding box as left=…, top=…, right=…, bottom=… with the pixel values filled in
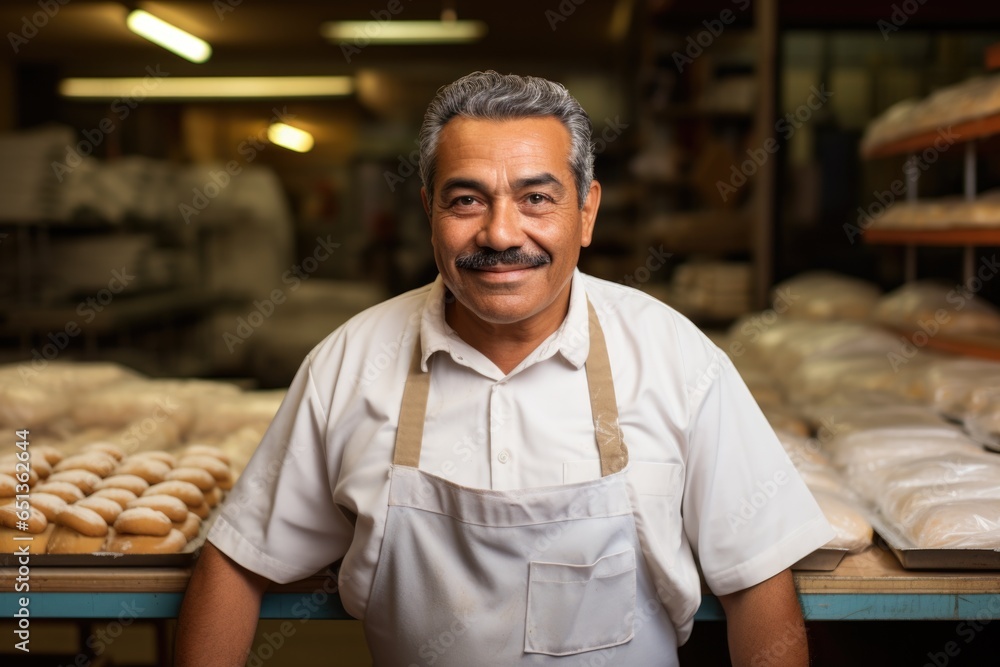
left=113, top=507, right=172, bottom=536
left=131, top=451, right=178, bottom=468
left=115, top=458, right=170, bottom=484
left=75, top=497, right=123, bottom=524
left=164, top=467, right=216, bottom=492
left=0, top=473, right=16, bottom=498
left=182, top=444, right=231, bottom=465
left=53, top=452, right=117, bottom=477
left=178, top=455, right=233, bottom=489
left=813, top=491, right=873, bottom=553
left=126, top=494, right=188, bottom=523
left=174, top=512, right=202, bottom=541
left=0, top=504, right=47, bottom=534
left=0, top=523, right=52, bottom=553
left=0, top=464, right=38, bottom=488
left=46, top=469, right=102, bottom=495
left=33, top=481, right=85, bottom=503
left=25, top=492, right=68, bottom=522
left=908, top=499, right=1000, bottom=548
left=94, top=474, right=150, bottom=496
left=143, top=481, right=204, bottom=508
left=82, top=442, right=126, bottom=462
left=204, top=486, right=223, bottom=508
left=32, top=445, right=64, bottom=466
left=105, top=528, right=187, bottom=554
left=47, top=526, right=106, bottom=554
left=54, top=505, right=109, bottom=538
left=90, top=487, right=138, bottom=508
left=190, top=501, right=210, bottom=519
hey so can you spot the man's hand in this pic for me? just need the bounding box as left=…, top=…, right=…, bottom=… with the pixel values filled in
left=175, top=542, right=271, bottom=666
left=718, top=568, right=809, bottom=667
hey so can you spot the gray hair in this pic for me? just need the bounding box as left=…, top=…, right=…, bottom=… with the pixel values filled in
left=418, top=71, right=595, bottom=209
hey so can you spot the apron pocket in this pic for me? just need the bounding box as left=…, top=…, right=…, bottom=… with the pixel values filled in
left=524, top=548, right=636, bottom=656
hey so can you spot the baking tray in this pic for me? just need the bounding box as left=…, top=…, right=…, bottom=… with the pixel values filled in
left=0, top=511, right=216, bottom=567
left=869, top=511, right=1000, bottom=570
left=792, top=547, right=849, bottom=571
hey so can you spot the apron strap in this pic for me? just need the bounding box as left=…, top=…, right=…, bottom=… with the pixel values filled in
left=585, top=300, right=628, bottom=476
left=393, top=334, right=431, bottom=468
left=392, top=296, right=628, bottom=475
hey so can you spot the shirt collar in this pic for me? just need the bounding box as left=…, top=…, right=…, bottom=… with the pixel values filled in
left=418, top=269, right=590, bottom=373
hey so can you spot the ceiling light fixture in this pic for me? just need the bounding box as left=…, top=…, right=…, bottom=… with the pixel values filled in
left=126, top=9, right=212, bottom=63
left=320, top=19, right=487, bottom=45
left=267, top=123, right=315, bottom=153
left=59, top=76, right=354, bottom=99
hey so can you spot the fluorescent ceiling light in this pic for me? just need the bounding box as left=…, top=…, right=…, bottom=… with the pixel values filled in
left=59, top=76, right=354, bottom=99
left=126, top=10, right=212, bottom=64
left=268, top=123, right=314, bottom=153
left=320, top=20, right=487, bottom=44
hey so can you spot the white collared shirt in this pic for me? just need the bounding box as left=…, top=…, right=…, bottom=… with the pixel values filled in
left=208, top=270, right=833, bottom=636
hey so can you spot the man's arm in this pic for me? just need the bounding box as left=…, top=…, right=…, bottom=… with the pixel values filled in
left=175, top=542, right=271, bottom=667
left=718, top=568, right=809, bottom=667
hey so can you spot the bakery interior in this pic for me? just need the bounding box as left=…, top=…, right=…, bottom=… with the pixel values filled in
left=2, top=0, right=1000, bottom=664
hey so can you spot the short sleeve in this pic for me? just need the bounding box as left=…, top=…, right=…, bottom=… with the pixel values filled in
left=207, top=356, right=352, bottom=584
left=681, top=350, right=835, bottom=596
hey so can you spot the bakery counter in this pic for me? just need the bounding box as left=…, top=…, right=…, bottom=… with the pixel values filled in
left=2, top=548, right=999, bottom=621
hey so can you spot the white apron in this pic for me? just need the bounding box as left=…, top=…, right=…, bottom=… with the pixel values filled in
left=363, top=301, right=680, bottom=666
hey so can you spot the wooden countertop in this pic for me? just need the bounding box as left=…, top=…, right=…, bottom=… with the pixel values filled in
left=2, top=547, right=999, bottom=596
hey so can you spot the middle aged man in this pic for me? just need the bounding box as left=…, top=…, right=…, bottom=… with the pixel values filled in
left=176, top=70, right=834, bottom=666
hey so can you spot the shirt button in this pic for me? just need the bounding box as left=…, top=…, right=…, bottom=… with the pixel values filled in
left=497, top=449, right=511, bottom=464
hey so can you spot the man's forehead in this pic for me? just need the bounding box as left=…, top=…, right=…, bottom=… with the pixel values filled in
left=436, top=116, right=573, bottom=170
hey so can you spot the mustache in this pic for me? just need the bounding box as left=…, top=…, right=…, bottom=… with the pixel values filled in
left=455, top=248, right=552, bottom=270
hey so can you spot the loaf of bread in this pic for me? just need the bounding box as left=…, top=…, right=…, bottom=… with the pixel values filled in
left=127, top=495, right=189, bottom=523
left=90, top=487, right=138, bottom=508
left=75, top=496, right=123, bottom=524
left=94, top=474, right=150, bottom=496
left=0, top=505, right=51, bottom=553
left=33, top=481, right=86, bottom=504
left=105, top=528, right=187, bottom=554
left=48, top=505, right=109, bottom=554
left=113, top=507, right=172, bottom=537
left=53, top=452, right=118, bottom=477
left=115, top=459, right=170, bottom=485
left=46, top=469, right=103, bottom=495
left=907, top=499, right=1000, bottom=548
left=812, top=490, right=873, bottom=553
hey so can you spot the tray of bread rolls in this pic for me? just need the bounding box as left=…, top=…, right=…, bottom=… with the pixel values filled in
left=868, top=510, right=1000, bottom=570
left=1, top=443, right=233, bottom=566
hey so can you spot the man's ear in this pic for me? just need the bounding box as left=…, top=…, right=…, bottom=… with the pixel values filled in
left=420, top=187, right=432, bottom=222
left=580, top=180, right=601, bottom=248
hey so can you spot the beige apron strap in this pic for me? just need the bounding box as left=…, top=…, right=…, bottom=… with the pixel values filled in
left=586, top=300, right=628, bottom=476
left=393, top=336, right=430, bottom=467
left=393, top=298, right=628, bottom=476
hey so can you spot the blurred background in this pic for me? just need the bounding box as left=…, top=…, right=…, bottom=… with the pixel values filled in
left=0, top=0, right=998, bottom=388
left=3, top=2, right=1000, bottom=665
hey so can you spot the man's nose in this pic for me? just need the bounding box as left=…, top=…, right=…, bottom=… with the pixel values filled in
left=477, top=200, right=526, bottom=251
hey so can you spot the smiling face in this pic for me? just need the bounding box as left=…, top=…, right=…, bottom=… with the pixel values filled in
left=423, top=116, right=600, bottom=338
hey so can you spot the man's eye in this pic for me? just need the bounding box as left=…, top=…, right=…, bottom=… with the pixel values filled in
left=526, top=193, right=549, bottom=205
left=454, top=196, right=477, bottom=206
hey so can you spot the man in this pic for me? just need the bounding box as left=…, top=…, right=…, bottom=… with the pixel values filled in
left=176, top=71, right=834, bottom=666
